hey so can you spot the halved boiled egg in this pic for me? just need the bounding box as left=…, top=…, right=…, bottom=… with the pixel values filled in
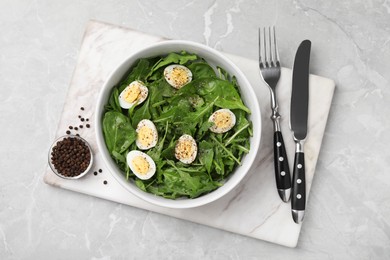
left=126, top=150, right=156, bottom=180
left=118, top=80, right=148, bottom=109
left=164, top=64, right=192, bottom=89
left=209, top=109, right=236, bottom=133
left=175, top=134, right=197, bottom=164
left=136, top=119, right=158, bottom=150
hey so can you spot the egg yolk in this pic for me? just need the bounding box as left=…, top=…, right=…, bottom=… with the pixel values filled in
left=213, top=112, right=232, bottom=129
left=176, top=140, right=194, bottom=159
left=131, top=156, right=150, bottom=175
left=170, top=67, right=190, bottom=88
left=137, top=126, right=154, bottom=147
left=123, top=83, right=141, bottom=103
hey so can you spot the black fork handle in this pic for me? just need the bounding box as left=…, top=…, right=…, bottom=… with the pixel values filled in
left=274, top=131, right=291, bottom=202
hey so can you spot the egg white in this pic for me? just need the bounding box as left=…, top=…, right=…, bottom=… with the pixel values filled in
left=175, top=134, right=197, bottom=164
left=118, top=80, right=148, bottom=109
left=209, top=109, right=236, bottom=133
left=164, top=64, right=193, bottom=89
left=136, top=119, right=158, bottom=150
left=126, top=150, right=156, bottom=180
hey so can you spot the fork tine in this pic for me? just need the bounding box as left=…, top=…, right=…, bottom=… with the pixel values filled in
left=263, top=27, right=268, bottom=66
left=258, top=28, right=263, bottom=65
left=268, top=27, right=273, bottom=66
left=273, top=26, right=280, bottom=65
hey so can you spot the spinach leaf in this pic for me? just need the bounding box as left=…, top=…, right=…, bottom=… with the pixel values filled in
left=188, top=94, right=205, bottom=109
left=154, top=98, right=191, bottom=125
left=197, top=78, right=250, bottom=113
left=106, top=88, right=122, bottom=112
left=188, top=62, right=216, bottom=79
left=102, top=111, right=136, bottom=154
left=150, top=51, right=198, bottom=74
left=166, top=160, right=218, bottom=198
left=118, top=59, right=151, bottom=92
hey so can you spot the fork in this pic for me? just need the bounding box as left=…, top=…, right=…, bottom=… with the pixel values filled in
left=258, top=27, right=291, bottom=202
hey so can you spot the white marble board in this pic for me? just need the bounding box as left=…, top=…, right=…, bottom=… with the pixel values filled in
left=43, top=20, right=335, bottom=248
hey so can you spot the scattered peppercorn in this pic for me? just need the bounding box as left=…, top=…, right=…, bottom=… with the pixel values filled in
left=76, top=134, right=80, bottom=137
left=86, top=124, right=90, bottom=128
left=86, top=118, right=89, bottom=122
left=99, top=169, right=102, bottom=173
left=50, top=137, right=91, bottom=177
left=80, top=107, right=84, bottom=111
left=79, top=125, right=83, bottom=128
left=94, top=171, right=98, bottom=176
left=103, top=180, right=108, bottom=185
left=66, top=130, right=71, bottom=135
left=74, top=127, right=78, bottom=131
left=78, top=115, right=81, bottom=118
left=81, top=118, right=85, bottom=122
left=69, top=126, right=73, bottom=130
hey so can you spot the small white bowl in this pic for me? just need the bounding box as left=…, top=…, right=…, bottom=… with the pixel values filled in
left=95, top=40, right=261, bottom=208
left=48, top=135, right=93, bottom=179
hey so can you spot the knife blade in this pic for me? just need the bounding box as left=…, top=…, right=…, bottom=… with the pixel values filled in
left=290, top=40, right=311, bottom=224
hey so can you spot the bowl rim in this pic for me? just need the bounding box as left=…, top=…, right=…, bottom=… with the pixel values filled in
left=95, top=40, right=261, bottom=208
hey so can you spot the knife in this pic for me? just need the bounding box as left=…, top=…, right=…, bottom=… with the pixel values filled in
left=290, top=40, right=311, bottom=224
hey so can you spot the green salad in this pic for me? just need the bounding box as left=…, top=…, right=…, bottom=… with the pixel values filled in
left=102, top=51, right=252, bottom=199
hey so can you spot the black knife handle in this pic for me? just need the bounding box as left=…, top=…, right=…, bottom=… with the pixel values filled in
left=273, top=131, right=291, bottom=192
left=291, top=152, right=306, bottom=212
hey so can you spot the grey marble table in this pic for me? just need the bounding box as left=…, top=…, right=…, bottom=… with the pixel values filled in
left=1, top=0, right=389, bottom=259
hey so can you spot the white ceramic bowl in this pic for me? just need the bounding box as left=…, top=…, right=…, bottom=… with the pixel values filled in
left=95, top=40, right=261, bottom=208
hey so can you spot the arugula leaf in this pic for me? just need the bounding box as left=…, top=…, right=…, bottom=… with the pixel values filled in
left=210, top=135, right=241, bottom=165
left=161, top=136, right=176, bottom=160
left=147, top=122, right=168, bottom=162
left=196, top=120, right=213, bottom=140
left=183, top=96, right=218, bottom=123
left=199, top=141, right=214, bottom=174
left=131, top=97, right=151, bottom=128
left=135, top=179, right=147, bottom=191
